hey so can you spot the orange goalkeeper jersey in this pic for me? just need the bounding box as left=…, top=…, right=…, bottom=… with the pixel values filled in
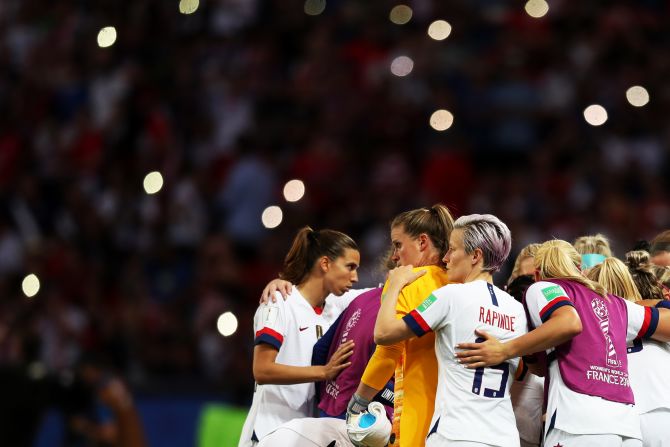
left=361, top=265, right=449, bottom=447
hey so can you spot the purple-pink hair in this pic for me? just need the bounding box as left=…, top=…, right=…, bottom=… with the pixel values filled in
left=454, top=214, right=512, bottom=272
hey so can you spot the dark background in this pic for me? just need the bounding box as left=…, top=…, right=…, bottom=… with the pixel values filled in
left=0, top=0, right=668, bottom=442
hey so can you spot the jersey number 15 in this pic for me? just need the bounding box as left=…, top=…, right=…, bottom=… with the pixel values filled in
left=471, top=337, right=510, bottom=398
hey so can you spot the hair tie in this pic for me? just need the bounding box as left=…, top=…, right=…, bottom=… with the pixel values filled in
left=581, top=253, right=606, bottom=270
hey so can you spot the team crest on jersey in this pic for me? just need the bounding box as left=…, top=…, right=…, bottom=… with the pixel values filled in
left=418, top=294, right=437, bottom=312
left=591, top=297, right=621, bottom=368
left=541, top=285, right=565, bottom=302
left=262, top=306, right=279, bottom=325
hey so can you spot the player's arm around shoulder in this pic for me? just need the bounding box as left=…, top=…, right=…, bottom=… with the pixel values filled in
left=625, top=298, right=668, bottom=342
left=374, top=265, right=426, bottom=345
left=455, top=285, right=580, bottom=369
left=253, top=340, right=355, bottom=385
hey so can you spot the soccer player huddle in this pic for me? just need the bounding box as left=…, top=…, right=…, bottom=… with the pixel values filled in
left=238, top=206, right=670, bottom=447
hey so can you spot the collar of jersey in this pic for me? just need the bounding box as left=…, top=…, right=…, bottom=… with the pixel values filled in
left=293, top=288, right=326, bottom=315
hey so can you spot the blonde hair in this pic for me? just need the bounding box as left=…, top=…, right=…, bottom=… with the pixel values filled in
left=573, top=233, right=613, bottom=257
left=507, top=243, right=541, bottom=285
left=585, top=257, right=641, bottom=302
left=535, top=240, right=607, bottom=297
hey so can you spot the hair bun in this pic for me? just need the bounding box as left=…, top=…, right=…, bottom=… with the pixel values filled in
left=625, top=250, right=650, bottom=269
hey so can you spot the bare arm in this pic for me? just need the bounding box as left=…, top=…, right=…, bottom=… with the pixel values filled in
left=638, top=299, right=661, bottom=307
left=455, top=306, right=582, bottom=369
left=253, top=341, right=354, bottom=385
left=374, top=266, right=426, bottom=345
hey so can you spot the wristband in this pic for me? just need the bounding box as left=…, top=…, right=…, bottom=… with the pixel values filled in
left=655, top=300, right=670, bottom=310
left=347, top=393, right=371, bottom=416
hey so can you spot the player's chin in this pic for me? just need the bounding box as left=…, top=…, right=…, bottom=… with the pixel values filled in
left=337, top=286, right=352, bottom=296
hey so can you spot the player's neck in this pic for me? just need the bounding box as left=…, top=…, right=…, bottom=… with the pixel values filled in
left=417, top=250, right=441, bottom=268
left=464, top=268, right=492, bottom=284
left=296, top=280, right=328, bottom=309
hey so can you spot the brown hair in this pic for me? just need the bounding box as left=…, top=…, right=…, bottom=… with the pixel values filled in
left=390, top=204, right=454, bottom=259
left=625, top=250, right=665, bottom=300
left=650, top=230, right=670, bottom=255
left=280, top=226, right=358, bottom=285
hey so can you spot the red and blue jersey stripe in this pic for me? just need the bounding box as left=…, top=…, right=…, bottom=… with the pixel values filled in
left=402, top=309, right=432, bottom=337
left=254, top=327, right=284, bottom=350
left=636, top=306, right=659, bottom=339
left=539, top=296, right=573, bottom=323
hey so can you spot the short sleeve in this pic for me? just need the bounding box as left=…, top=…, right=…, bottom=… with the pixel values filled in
left=402, top=289, right=450, bottom=337
left=624, top=299, right=659, bottom=342
left=524, top=281, right=574, bottom=328
left=253, top=293, right=287, bottom=350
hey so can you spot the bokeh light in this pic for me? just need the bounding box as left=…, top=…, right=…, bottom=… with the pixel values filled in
left=583, top=104, right=608, bottom=126
left=262, top=206, right=283, bottom=229
left=217, top=312, right=238, bottom=337
left=143, top=171, right=164, bottom=195
left=304, top=0, right=326, bottom=16
left=390, top=56, right=414, bottom=77
left=97, top=27, right=117, bottom=48
left=429, top=109, right=454, bottom=131
left=22, top=274, right=40, bottom=298
left=428, top=20, right=452, bottom=41
left=626, top=86, right=650, bottom=107
left=524, top=0, right=549, bottom=18
left=283, top=179, right=306, bottom=202
left=389, top=5, right=412, bottom=25
left=28, top=363, right=47, bottom=380
left=179, top=0, right=199, bottom=15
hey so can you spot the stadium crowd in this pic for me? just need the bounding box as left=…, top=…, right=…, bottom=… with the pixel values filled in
left=0, top=0, right=668, bottom=436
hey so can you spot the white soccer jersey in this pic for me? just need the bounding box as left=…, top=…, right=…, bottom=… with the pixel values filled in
left=239, top=288, right=333, bottom=446
left=257, top=418, right=353, bottom=447
left=525, top=281, right=659, bottom=439
left=403, top=280, right=527, bottom=447
left=322, top=288, right=373, bottom=326
left=627, top=338, right=670, bottom=414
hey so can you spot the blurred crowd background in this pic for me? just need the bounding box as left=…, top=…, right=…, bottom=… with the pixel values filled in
left=0, top=0, right=669, bottom=443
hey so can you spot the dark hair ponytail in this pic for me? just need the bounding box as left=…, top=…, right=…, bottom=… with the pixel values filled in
left=280, top=226, right=358, bottom=284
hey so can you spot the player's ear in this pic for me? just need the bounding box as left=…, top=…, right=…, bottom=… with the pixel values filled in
left=318, top=256, right=330, bottom=273
left=472, top=248, right=483, bottom=266
left=418, top=233, right=429, bottom=252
